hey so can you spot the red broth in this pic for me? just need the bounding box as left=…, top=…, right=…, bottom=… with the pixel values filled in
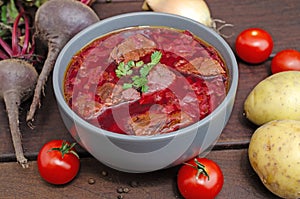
left=64, top=27, right=228, bottom=136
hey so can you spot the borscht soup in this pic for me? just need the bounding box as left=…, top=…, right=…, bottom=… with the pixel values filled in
left=63, top=26, right=229, bottom=136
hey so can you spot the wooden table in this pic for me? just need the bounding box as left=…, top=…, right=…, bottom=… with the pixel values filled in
left=0, top=0, right=299, bottom=198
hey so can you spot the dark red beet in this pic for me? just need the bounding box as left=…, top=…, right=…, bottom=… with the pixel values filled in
left=0, top=59, right=38, bottom=168
left=27, top=0, right=100, bottom=122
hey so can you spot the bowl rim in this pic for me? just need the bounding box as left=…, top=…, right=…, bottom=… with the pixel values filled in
left=53, top=11, right=239, bottom=141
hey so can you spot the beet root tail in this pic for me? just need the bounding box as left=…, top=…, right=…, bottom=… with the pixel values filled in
left=26, top=45, right=60, bottom=123
left=4, top=91, right=29, bottom=168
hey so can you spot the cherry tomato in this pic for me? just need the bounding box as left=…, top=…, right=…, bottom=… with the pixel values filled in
left=177, top=157, right=224, bottom=199
left=235, top=28, right=273, bottom=64
left=271, top=49, right=300, bottom=74
left=37, top=140, right=80, bottom=185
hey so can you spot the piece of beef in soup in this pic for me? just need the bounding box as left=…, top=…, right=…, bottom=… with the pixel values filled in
left=73, top=82, right=140, bottom=120
left=175, top=57, right=225, bottom=76
left=97, top=82, right=140, bottom=106
left=155, top=30, right=202, bottom=59
left=110, top=34, right=156, bottom=63
left=127, top=105, right=194, bottom=136
left=71, top=92, right=104, bottom=120
left=147, top=63, right=176, bottom=93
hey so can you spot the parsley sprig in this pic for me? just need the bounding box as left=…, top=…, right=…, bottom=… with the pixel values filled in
left=115, top=61, right=133, bottom=78
left=115, top=51, right=162, bottom=93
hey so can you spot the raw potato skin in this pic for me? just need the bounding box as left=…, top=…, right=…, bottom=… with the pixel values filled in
left=248, top=120, right=300, bottom=199
left=244, top=71, right=300, bottom=125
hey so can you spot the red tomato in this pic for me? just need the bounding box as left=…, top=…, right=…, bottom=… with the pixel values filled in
left=37, top=140, right=80, bottom=185
left=271, top=49, right=300, bottom=74
left=235, top=28, right=273, bottom=64
left=177, top=158, right=224, bottom=199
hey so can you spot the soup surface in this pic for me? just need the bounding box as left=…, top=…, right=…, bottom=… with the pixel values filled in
left=64, top=26, right=228, bottom=136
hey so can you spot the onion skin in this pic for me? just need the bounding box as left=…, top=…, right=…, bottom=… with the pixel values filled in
left=142, top=0, right=213, bottom=27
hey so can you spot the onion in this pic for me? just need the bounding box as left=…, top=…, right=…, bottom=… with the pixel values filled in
left=142, top=0, right=233, bottom=37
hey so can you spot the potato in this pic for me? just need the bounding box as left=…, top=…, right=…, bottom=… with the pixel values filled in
left=248, top=120, right=300, bottom=199
left=244, top=71, right=300, bottom=125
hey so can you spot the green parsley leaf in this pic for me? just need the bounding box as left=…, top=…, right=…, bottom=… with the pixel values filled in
left=115, top=62, right=133, bottom=78
left=117, top=51, right=162, bottom=93
left=123, top=83, right=133, bottom=89
left=132, top=76, right=148, bottom=89
left=139, top=64, right=152, bottom=77
left=135, top=60, right=144, bottom=67
left=151, top=51, right=162, bottom=65
left=127, top=60, right=135, bottom=68
left=140, top=51, right=162, bottom=77
left=141, top=84, right=149, bottom=93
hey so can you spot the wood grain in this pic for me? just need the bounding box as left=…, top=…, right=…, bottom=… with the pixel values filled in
left=0, top=0, right=298, bottom=160
left=0, top=149, right=280, bottom=199
left=0, top=0, right=299, bottom=198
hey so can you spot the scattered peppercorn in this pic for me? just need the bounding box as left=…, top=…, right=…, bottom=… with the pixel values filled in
left=130, top=180, right=138, bottom=187
left=123, top=187, right=129, bottom=193
left=116, top=187, right=130, bottom=194
left=117, top=187, right=124, bottom=193
left=117, top=194, right=124, bottom=199
left=88, top=178, right=96, bottom=184
left=101, top=170, right=108, bottom=176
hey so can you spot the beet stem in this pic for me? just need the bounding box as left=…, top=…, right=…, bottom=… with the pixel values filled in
left=0, top=37, right=13, bottom=58
left=3, top=91, right=29, bottom=168
left=26, top=45, right=60, bottom=122
left=0, top=49, right=9, bottom=60
left=12, top=11, right=23, bottom=56
left=21, top=13, right=30, bottom=56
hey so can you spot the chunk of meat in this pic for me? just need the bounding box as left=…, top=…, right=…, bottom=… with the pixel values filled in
left=125, top=104, right=193, bottom=136
left=155, top=30, right=201, bottom=58
left=128, top=111, right=168, bottom=136
left=176, top=57, right=226, bottom=76
left=122, top=87, right=141, bottom=101
left=110, top=34, right=156, bottom=63
left=147, top=63, right=176, bottom=93
left=124, top=49, right=154, bottom=64
left=97, top=82, right=140, bottom=106
left=73, top=83, right=140, bottom=119
left=97, top=82, right=116, bottom=104
left=72, top=92, right=104, bottom=119
left=127, top=109, right=194, bottom=136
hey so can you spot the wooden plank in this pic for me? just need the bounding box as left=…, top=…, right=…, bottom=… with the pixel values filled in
left=0, top=149, right=280, bottom=199
left=208, top=0, right=300, bottom=146
left=0, top=0, right=299, bottom=160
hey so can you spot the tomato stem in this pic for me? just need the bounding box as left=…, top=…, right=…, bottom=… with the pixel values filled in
left=194, top=158, right=209, bottom=180
left=49, top=141, right=80, bottom=159
left=184, top=158, right=210, bottom=180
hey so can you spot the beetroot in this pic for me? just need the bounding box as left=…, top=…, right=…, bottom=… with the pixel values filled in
left=0, top=7, right=38, bottom=168
left=26, top=0, right=100, bottom=122
left=0, top=59, right=38, bottom=168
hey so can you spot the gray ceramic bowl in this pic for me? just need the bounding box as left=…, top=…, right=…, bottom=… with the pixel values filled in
left=53, top=12, right=238, bottom=173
